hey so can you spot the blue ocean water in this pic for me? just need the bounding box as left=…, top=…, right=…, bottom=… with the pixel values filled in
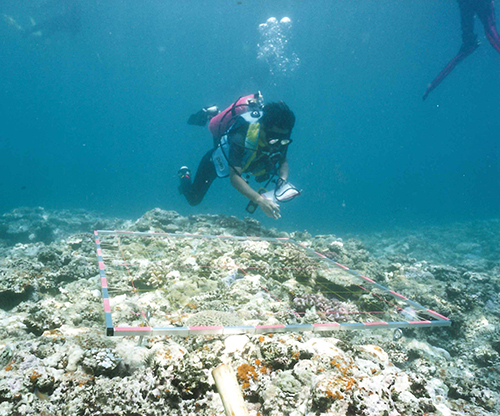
left=1, top=0, right=499, bottom=235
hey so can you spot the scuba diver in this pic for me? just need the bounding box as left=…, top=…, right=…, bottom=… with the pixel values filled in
left=423, top=0, right=500, bottom=100
left=25, top=0, right=82, bottom=39
left=179, top=93, right=299, bottom=219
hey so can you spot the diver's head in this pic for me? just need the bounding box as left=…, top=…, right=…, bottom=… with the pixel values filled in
left=261, top=101, right=295, bottom=146
left=261, top=101, right=295, bottom=132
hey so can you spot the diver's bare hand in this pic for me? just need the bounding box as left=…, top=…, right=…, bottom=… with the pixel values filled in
left=257, top=196, right=281, bottom=219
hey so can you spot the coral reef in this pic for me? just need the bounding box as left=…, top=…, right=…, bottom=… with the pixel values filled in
left=186, top=311, right=244, bottom=327
left=0, top=207, right=126, bottom=245
left=0, top=207, right=498, bottom=415
left=293, top=293, right=357, bottom=323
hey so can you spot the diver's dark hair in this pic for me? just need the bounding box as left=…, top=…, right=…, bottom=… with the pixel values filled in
left=261, top=101, right=295, bottom=131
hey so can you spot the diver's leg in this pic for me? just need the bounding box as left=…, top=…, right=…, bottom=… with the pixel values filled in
left=179, top=150, right=217, bottom=206
left=423, top=1, right=479, bottom=100
left=458, top=0, right=478, bottom=47
left=476, top=0, right=500, bottom=53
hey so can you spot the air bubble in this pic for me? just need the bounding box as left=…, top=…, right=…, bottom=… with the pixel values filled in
left=257, top=17, right=299, bottom=77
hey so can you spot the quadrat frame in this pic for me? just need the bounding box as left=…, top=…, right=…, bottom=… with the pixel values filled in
left=93, top=230, right=451, bottom=337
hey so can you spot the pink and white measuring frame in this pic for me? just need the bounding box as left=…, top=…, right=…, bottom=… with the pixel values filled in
left=93, top=230, right=451, bottom=337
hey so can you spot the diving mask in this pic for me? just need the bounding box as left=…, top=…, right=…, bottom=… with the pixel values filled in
left=266, top=127, right=292, bottom=147
left=268, top=137, right=292, bottom=146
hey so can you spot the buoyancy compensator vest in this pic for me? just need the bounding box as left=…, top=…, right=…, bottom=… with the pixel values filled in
left=211, top=110, right=264, bottom=178
left=208, top=92, right=264, bottom=142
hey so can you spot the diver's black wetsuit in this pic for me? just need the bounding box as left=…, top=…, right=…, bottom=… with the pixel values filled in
left=180, top=119, right=287, bottom=206
left=423, top=0, right=500, bottom=99
left=179, top=150, right=218, bottom=206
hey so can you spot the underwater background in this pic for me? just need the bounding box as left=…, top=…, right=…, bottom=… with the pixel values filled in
left=1, top=0, right=499, bottom=234
left=2, top=2, right=500, bottom=415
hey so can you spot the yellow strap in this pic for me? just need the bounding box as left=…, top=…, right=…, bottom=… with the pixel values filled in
left=241, top=123, right=261, bottom=171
